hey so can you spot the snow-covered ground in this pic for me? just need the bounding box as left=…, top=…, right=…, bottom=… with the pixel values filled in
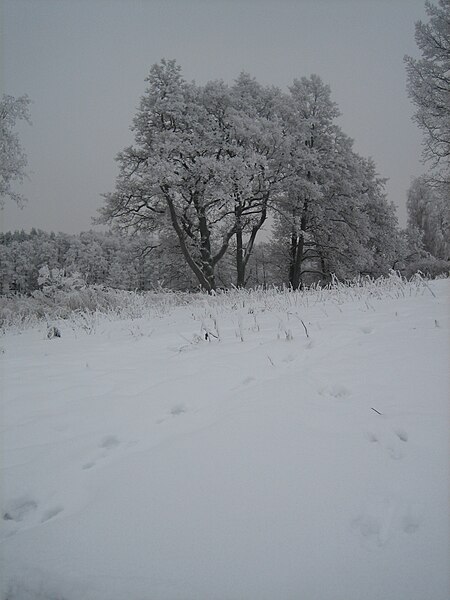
left=1, top=277, right=449, bottom=600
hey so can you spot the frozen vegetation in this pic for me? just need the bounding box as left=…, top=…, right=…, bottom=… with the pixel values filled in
left=0, top=274, right=449, bottom=600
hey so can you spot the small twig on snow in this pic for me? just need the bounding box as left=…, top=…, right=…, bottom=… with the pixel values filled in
left=300, top=319, right=309, bottom=339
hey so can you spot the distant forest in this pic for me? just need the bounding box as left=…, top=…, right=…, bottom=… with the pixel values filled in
left=1, top=219, right=448, bottom=296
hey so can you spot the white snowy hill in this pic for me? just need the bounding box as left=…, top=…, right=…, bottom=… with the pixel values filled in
left=1, top=276, right=449, bottom=600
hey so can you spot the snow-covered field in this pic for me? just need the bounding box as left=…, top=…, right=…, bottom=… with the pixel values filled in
left=1, top=276, right=449, bottom=600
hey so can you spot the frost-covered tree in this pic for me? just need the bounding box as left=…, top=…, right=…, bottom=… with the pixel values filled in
left=100, top=60, right=239, bottom=291
left=0, top=229, right=59, bottom=293
left=404, top=0, right=450, bottom=181
left=313, top=156, right=400, bottom=279
left=212, top=74, right=289, bottom=287
left=101, top=62, right=403, bottom=290
left=100, top=61, right=290, bottom=290
left=269, top=75, right=336, bottom=288
left=271, top=75, right=398, bottom=287
left=0, top=243, right=14, bottom=293
left=406, top=176, right=449, bottom=259
left=0, top=95, right=31, bottom=206
left=356, top=160, right=401, bottom=277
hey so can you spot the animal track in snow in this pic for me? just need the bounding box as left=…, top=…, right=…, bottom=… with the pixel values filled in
left=360, top=326, right=375, bottom=334
left=99, top=434, right=120, bottom=450
left=352, top=497, right=423, bottom=546
left=82, top=461, right=96, bottom=470
left=2, top=496, right=38, bottom=522
left=319, top=384, right=351, bottom=399
left=2, top=495, right=64, bottom=538
left=351, top=496, right=397, bottom=546
left=82, top=435, right=121, bottom=470
left=401, top=504, right=424, bottom=534
left=395, top=428, right=408, bottom=442
left=366, top=425, right=409, bottom=460
left=282, top=353, right=295, bottom=363
left=230, top=375, right=258, bottom=392
left=41, top=505, right=64, bottom=523
left=170, top=403, right=187, bottom=416
left=386, top=444, right=404, bottom=460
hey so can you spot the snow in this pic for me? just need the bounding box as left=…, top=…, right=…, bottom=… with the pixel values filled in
left=1, top=277, right=449, bottom=600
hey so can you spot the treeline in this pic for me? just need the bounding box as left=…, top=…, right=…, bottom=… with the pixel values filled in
left=1, top=220, right=448, bottom=296
left=0, top=229, right=161, bottom=294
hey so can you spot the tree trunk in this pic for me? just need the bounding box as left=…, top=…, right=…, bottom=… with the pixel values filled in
left=236, top=226, right=245, bottom=287
left=291, top=233, right=304, bottom=290
left=195, top=195, right=217, bottom=291
left=319, top=253, right=331, bottom=284
left=235, top=200, right=267, bottom=288
left=288, top=200, right=308, bottom=290
left=288, top=231, right=297, bottom=286
left=163, top=189, right=215, bottom=291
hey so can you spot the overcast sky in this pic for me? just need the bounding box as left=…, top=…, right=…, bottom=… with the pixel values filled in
left=1, top=0, right=428, bottom=234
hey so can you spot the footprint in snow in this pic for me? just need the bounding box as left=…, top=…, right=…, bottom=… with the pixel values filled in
left=1, top=496, right=64, bottom=538
left=401, top=503, right=424, bottom=534
left=156, top=404, right=188, bottom=424
left=282, top=354, right=295, bottom=363
left=395, top=428, right=408, bottom=442
left=352, top=497, right=423, bottom=546
left=366, top=425, right=408, bottom=460
left=82, top=461, right=96, bottom=470
left=386, top=429, right=409, bottom=459
left=170, top=403, right=187, bottom=416
left=82, top=435, right=121, bottom=470
left=351, top=496, right=397, bottom=546
left=360, top=326, right=375, bottom=334
left=386, top=443, right=404, bottom=460
left=2, top=496, right=38, bottom=522
left=41, top=505, right=63, bottom=523
left=319, top=384, right=351, bottom=399
left=99, top=434, right=120, bottom=450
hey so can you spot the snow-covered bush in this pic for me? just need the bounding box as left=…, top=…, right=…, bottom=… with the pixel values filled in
left=401, top=258, right=449, bottom=280
left=37, top=265, right=86, bottom=293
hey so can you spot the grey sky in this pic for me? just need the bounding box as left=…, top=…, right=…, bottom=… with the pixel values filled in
left=1, top=0, right=427, bottom=234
